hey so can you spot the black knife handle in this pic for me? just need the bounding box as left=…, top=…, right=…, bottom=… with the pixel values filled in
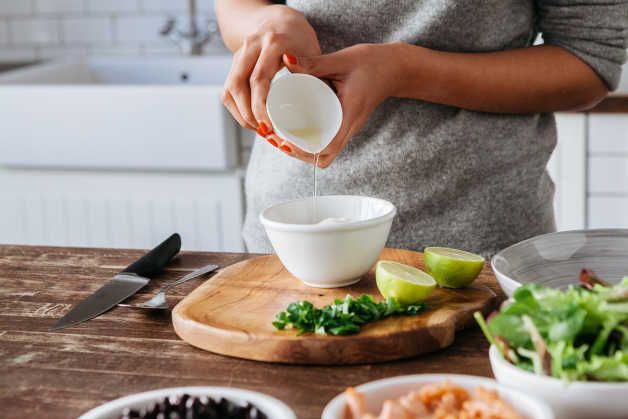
left=122, top=233, right=181, bottom=278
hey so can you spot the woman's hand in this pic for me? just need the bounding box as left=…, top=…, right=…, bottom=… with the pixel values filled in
left=272, top=44, right=403, bottom=168
left=221, top=5, right=321, bottom=136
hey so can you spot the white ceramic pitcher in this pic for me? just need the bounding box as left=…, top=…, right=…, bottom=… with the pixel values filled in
left=265, top=67, right=342, bottom=154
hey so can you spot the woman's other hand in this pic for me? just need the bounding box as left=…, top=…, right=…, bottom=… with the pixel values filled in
left=220, top=5, right=321, bottom=134
left=276, top=44, right=403, bottom=168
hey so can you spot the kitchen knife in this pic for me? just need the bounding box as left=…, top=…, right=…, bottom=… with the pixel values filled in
left=50, top=233, right=181, bottom=331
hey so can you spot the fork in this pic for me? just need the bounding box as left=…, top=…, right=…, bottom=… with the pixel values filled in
left=118, top=264, right=218, bottom=310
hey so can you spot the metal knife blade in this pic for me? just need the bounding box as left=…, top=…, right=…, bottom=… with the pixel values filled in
left=50, top=274, right=149, bottom=330
left=50, top=233, right=182, bottom=331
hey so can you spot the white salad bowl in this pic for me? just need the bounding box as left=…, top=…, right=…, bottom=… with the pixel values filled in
left=490, top=345, right=628, bottom=419
left=78, top=386, right=295, bottom=419
left=260, top=195, right=396, bottom=288
left=491, top=229, right=628, bottom=297
left=322, top=373, right=553, bottom=419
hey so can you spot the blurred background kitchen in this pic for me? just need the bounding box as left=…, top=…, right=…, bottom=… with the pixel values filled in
left=0, top=0, right=627, bottom=252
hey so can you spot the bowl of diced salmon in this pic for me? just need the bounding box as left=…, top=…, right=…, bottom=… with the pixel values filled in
left=322, top=374, right=553, bottom=419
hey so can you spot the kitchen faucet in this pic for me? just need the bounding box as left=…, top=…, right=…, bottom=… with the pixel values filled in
left=159, top=0, right=219, bottom=55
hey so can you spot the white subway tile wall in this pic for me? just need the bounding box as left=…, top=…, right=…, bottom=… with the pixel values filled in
left=10, top=17, right=59, bottom=44
left=588, top=114, right=628, bottom=153
left=35, top=0, right=84, bottom=14
left=0, top=47, right=38, bottom=61
left=37, top=45, right=89, bottom=58
left=115, top=15, right=166, bottom=43
left=86, top=0, right=140, bottom=13
left=588, top=197, right=628, bottom=228
left=0, top=2, right=33, bottom=16
left=587, top=114, right=628, bottom=228
left=0, top=19, right=8, bottom=44
left=88, top=44, right=145, bottom=55
left=589, top=157, right=628, bottom=194
left=142, top=0, right=196, bottom=12
left=0, top=0, right=225, bottom=59
left=62, top=17, right=112, bottom=43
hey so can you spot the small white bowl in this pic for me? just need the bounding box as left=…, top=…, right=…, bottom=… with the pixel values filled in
left=490, top=345, right=628, bottom=419
left=78, top=386, right=296, bottom=419
left=260, top=195, right=396, bottom=288
left=322, top=373, right=553, bottom=419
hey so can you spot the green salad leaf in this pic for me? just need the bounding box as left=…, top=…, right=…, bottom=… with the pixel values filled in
left=476, top=274, right=628, bottom=382
left=582, top=351, right=628, bottom=381
left=272, top=294, right=426, bottom=336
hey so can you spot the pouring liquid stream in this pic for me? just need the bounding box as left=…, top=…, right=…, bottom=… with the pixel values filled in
left=313, top=153, right=319, bottom=223
left=287, top=128, right=323, bottom=224
left=288, top=128, right=354, bottom=225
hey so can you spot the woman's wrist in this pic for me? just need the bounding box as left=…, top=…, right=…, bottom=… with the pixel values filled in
left=383, top=42, right=430, bottom=99
left=254, top=4, right=307, bottom=35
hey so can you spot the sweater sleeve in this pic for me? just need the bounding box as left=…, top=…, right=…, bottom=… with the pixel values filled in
left=535, top=0, right=628, bottom=90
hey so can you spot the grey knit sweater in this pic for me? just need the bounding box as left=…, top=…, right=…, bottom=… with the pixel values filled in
left=242, top=0, right=628, bottom=257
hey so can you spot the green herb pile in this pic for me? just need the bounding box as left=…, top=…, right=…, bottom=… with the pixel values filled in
left=476, top=274, right=628, bottom=382
left=272, top=294, right=426, bottom=336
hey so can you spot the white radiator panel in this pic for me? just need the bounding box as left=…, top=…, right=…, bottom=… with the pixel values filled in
left=0, top=169, right=244, bottom=252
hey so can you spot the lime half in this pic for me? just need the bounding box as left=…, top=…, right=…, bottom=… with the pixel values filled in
left=375, top=261, right=436, bottom=305
left=424, top=247, right=485, bottom=288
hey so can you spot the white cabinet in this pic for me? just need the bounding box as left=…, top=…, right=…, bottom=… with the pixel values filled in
left=0, top=169, right=244, bottom=251
left=0, top=56, right=246, bottom=252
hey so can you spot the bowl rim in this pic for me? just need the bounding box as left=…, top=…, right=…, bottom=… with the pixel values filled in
left=490, top=228, right=628, bottom=290
left=259, top=194, right=397, bottom=233
left=489, top=344, right=628, bottom=388
left=322, top=373, right=554, bottom=419
left=77, top=386, right=296, bottom=419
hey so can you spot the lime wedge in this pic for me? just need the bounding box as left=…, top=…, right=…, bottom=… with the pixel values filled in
left=375, top=261, right=436, bottom=305
left=424, top=247, right=485, bottom=288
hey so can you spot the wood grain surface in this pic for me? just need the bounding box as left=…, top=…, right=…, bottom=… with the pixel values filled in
left=586, top=95, right=628, bottom=113
left=173, top=248, right=496, bottom=364
left=0, top=245, right=504, bottom=419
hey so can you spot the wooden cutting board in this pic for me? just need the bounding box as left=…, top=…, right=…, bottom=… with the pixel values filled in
left=172, top=248, right=496, bottom=365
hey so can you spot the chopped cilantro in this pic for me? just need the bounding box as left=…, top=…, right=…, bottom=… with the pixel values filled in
left=272, top=294, right=426, bottom=336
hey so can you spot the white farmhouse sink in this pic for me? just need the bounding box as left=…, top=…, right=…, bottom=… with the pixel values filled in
left=0, top=56, right=238, bottom=170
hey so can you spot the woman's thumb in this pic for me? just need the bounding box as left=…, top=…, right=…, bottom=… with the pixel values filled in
left=282, top=53, right=336, bottom=78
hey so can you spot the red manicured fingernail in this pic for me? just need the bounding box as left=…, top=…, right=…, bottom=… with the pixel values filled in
left=280, top=145, right=292, bottom=153
left=256, top=128, right=267, bottom=137
left=267, top=138, right=278, bottom=147
left=284, top=53, right=297, bottom=65
left=258, top=121, right=270, bottom=136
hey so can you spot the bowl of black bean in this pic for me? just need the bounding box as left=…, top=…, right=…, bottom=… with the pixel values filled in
left=78, top=387, right=296, bottom=419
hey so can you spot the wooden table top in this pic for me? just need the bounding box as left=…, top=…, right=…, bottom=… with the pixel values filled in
left=584, top=94, right=628, bottom=113
left=0, top=245, right=504, bottom=419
